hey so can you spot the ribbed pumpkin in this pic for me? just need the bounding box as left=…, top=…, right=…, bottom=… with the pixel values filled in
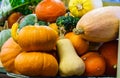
left=0, top=37, right=22, bottom=74
left=0, top=38, right=58, bottom=76
left=14, top=52, right=58, bottom=76
left=11, top=23, right=58, bottom=52
left=35, top=0, right=66, bottom=23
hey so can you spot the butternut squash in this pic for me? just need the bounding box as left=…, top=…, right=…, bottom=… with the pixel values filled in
left=56, top=38, right=85, bottom=76
left=73, top=6, right=120, bottom=42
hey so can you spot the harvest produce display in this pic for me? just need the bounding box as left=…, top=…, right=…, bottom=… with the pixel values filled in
left=0, top=0, right=120, bottom=77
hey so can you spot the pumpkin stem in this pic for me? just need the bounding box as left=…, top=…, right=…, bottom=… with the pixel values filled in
left=59, top=26, right=66, bottom=39
left=28, top=5, right=36, bottom=13
left=73, top=28, right=84, bottom=35
left=4, top=21, right=9, bottom=29
left=77, top=3, right=83, bottom=11
left=113, top=64, right=117, bottom=69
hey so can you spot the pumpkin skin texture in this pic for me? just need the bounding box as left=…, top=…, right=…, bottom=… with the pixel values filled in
left=14, top=52, right=58, bottom=76
left=35, top=0, right=66, bottom=23
left=0, top=37, right=22, bottom=74
left=12, top=25, right=58, bottom=52
left=75, top=6, right=120, bottom=42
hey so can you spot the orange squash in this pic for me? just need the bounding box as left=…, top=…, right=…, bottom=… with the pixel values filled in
left=0, top=38, right=58, bottom=76
left=98, top=40, right=118, bottom=76
left=11, top=23, right=58, bottom=52
left=65, top=32, right=89, bottom=55
left=15, top=52, right=58, bottom=76
left=7, top=12, right=22, bottom=28
left=0, top=37, right=22, bottom=74
left=81, top=52, right=106, bottom=76
left=35, top=0, right=66, bottom=23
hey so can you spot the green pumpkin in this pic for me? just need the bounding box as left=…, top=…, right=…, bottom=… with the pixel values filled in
left=0, top=29, right=11, bottom=49
left=19, top=14, right=38, bottom=30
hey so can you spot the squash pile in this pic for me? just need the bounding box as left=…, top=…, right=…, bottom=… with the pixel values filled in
left=0, top=0, right=120, bottom=77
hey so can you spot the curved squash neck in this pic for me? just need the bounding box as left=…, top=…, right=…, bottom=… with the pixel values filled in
left=11, top=22, right=19, bottom=42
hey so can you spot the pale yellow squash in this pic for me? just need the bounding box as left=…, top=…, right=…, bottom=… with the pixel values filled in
left=57, top=38, right=85, bottom=76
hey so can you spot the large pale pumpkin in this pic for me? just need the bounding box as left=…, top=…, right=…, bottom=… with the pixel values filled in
left=14, top=52, right=58, bottom=76
left=74, top=6, right=120, bottom=42
left=11, top=23, right=58, bottom=52
left=0, top=37, right=22, bottom=74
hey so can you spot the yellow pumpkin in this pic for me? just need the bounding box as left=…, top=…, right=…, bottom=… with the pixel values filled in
left=68, top=0, right=103, bottom=17
left=11, top=23, right=58, bottom=52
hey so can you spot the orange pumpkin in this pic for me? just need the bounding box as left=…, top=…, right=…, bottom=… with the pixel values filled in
left=7, top=12, right=22, bottom=28
left=15, top=52, right=58, bottom=76
left=81, top=52, right=106, bottom=76
left=98, top=40, right=118, bottom=76
left=65, top=32, right=89, bottom=55
left=0, top=38, right=58, bottom=76
left=0, top=37, right=22, bottom=74
left=35, top=0, right=66, bottom=23
left=12, top=23, right=58, bottom=52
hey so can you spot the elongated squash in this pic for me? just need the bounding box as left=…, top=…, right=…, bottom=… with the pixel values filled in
left=74, top=6, right=120, bottom=42
left=57, top=38, right=85, bottom=76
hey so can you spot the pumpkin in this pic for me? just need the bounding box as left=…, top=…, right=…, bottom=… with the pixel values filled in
left=81, top=52, right=106, bottom=76
left=65, top=32, right=89, bottom=55
left=0, top=38, right=58, bottom=76
left=11, top=22, right=58, bottom=52
left=73, top=6, right=120, bottom=42
left=14, top=52, right=58, bottom=76
left=0, top=29, right=11, bottom=49
left=0, top=37, right=22, bottom=74
left=35, top=0, right=66, bottom=23
left=98, top=40, right=118, bottom=76
left=49, top=23, right=59, bottom=34
left=19, top=14, right=38, bottom=30
left=7, top=12, right=22, bottom=28
left=68, top=0, right=103, bottom=17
